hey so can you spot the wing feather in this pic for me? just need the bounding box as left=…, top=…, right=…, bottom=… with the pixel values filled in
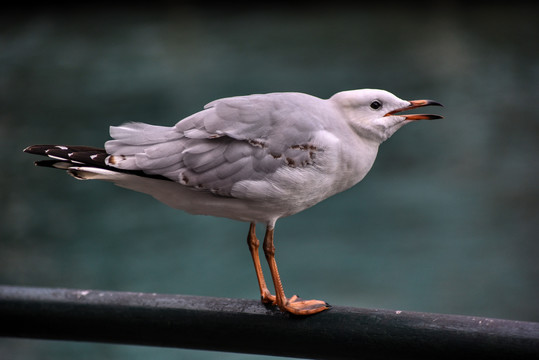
left=106, top=92, right=333, bottom=198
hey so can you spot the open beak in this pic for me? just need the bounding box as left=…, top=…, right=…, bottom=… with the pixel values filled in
left=385, top=99, right=444, bottom=120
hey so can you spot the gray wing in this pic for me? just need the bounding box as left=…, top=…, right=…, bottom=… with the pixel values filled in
left=105, top=92, right=332, bottom=197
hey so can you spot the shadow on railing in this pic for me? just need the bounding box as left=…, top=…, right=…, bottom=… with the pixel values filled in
left=1, top=285, right=538, bottom=359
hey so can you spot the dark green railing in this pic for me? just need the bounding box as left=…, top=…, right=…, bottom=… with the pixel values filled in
left=0, top=285, right=537, bottom=359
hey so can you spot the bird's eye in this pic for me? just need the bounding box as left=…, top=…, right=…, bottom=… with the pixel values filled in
left=370, top=101, right=382, bottom=110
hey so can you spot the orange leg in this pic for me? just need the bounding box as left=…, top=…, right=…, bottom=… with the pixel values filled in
left=247, top=223, right=276, bottom=304
left=262, top=225, right=330, bottom=315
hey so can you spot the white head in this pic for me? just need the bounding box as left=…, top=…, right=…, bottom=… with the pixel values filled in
left=330, top=89, right=443, bottom=143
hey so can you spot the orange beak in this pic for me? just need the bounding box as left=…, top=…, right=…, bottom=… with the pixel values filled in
left=385, top=99, right=444, bottom=120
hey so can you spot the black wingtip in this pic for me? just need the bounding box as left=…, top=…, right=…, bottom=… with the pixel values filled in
left=23, top=145, right=36, bottom=153
left=23, top=144, right=55, bottom=155
left=24, top=144, right=171, bottom=181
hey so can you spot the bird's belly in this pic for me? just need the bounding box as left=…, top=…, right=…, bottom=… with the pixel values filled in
left=228, top=164, right=357, bottom=218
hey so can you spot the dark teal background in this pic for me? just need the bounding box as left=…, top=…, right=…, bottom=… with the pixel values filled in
left=1, top=4, right=538, bottom=359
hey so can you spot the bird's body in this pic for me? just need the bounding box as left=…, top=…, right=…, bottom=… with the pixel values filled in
left=105, top=92, right=380, bottom=225
left=25, top=89, right=443, bottom=315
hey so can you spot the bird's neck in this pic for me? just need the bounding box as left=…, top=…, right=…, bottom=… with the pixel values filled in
left=335, top=135, right=380, bottom=192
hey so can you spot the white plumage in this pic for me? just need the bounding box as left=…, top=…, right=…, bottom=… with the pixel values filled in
left=24, top=89, right=442, bottom=315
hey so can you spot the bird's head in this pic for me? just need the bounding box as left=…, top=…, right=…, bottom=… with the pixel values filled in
left=330, top=89, right=443, bottom=143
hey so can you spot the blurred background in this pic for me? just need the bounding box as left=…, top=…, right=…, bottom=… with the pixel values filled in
left=1, top=2, right=538, bottom=359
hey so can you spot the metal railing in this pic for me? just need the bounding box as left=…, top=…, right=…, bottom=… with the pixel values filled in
left=1, top=285, right=538, bottom=359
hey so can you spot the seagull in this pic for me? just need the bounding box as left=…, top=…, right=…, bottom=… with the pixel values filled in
left=24, top=89, right=443, bottom=315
